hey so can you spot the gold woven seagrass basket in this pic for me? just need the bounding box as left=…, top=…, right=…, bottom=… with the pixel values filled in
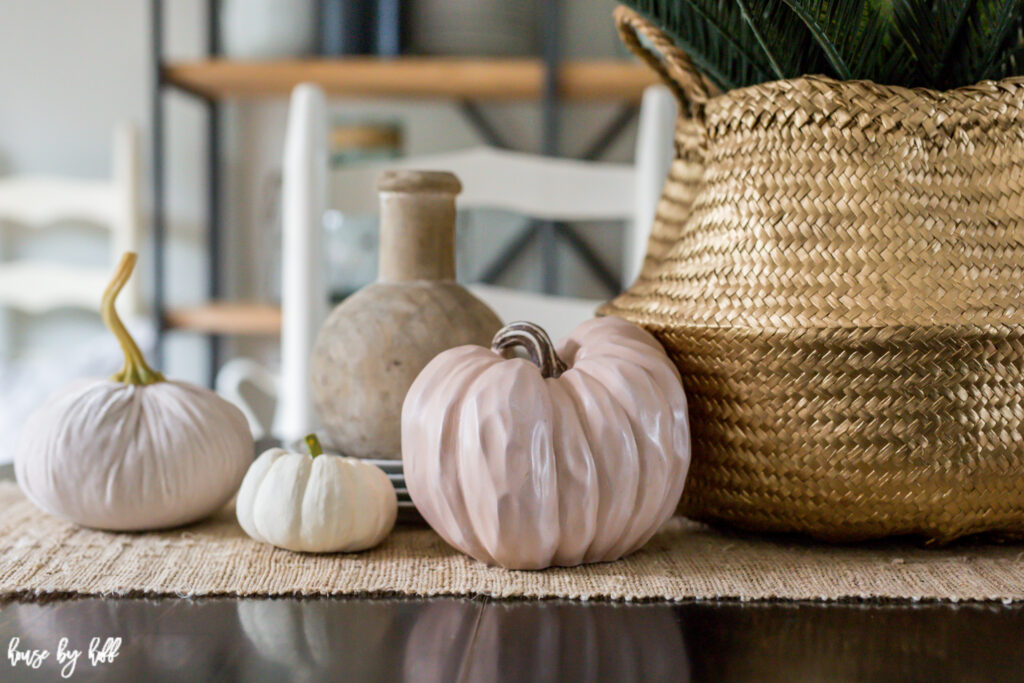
left=602, top=7, right=1024, bottom=542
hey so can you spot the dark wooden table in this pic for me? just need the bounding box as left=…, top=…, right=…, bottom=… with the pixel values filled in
left=1, top=466, right=1022, bottom=682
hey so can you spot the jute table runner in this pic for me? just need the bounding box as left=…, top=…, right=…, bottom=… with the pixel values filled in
left=0, top=483, right=1020, bottom=603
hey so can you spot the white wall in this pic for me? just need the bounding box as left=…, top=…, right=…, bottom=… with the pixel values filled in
left=0, top=0, right=637, bottom=385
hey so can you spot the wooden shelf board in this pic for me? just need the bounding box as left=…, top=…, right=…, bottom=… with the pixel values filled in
left=163, top=57, right=658, bottom=101
left=164, top=303, right=282, bottom=336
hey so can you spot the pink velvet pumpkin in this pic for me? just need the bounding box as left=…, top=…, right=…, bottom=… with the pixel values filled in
left=401, top=317, right=691, bottom=570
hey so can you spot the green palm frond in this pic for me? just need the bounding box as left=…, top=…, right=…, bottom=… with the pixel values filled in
left=627, top=0, right=774, bottom=89
left=736, top=0, right=829, bottom=79
left=891, top=0, right=974, bottom=84
left=622, top=0, right=1024, bottom=91
left=780, top=0, right=885, bottom=79
left=958, top=0, right=1024, bottom=81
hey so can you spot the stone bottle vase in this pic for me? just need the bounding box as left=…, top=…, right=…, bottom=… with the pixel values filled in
left=311, top=170, right=502, bottom=460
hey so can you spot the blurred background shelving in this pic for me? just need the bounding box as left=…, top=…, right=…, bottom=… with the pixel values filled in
left=151, top=0, right=657, bottom=384
left=163, top=57, right=657, bottom=101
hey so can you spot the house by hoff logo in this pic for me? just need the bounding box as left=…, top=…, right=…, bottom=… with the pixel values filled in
left=8, top=636, right=121, bottom=679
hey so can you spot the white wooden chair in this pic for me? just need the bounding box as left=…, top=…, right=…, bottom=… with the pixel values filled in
left=0, top=124, right=143, bottom=330
left=219, top=84, right=677, bottom=443
left=0, top=125, right=143, bottom=460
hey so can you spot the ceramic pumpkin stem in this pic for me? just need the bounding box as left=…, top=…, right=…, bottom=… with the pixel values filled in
left=102, top=252, right=165, bottom=386
left=491, top=321, right=568, bottom=379
left=304, top=433, right=324, bottom=458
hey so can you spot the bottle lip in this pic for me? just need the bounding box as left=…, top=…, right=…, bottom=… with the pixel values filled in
left=376, top=170, right=461, bottom=195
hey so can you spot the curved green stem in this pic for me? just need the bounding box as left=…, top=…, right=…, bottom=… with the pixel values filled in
left=305, top=433, right=324, bottom=458
left=102, top=252, right=164, bottom=385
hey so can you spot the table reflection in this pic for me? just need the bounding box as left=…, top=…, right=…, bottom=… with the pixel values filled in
left=400, top=600, right=688, bottom=683
left=6, top=598, right=243, bottom=681
left=0, top=596, right=1021, bottom=682
left=236, top=598, right=419, bottom=682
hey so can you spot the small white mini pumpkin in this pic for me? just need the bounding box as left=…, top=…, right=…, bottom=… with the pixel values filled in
left=15, top=253, right=253, bottom=531
left=236, top=435, right=397, bottom=553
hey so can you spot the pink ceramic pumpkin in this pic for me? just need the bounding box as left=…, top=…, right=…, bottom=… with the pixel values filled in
left=402, top=317, right=690, bottom=569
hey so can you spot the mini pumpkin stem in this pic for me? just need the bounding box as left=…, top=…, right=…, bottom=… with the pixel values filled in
left=305, top=433, right=324, bottom=458
left=102, top=252, right=164, bottom=386
left=491, top=321, right=568, bottom=379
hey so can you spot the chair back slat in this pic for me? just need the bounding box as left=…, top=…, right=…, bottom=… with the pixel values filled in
left=329, top=146, right=636, bottom=222
left=0, top=124, right=141, bottom=318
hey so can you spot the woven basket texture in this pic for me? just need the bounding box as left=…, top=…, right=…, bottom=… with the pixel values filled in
left=601, top=6, right=1024, bottom=541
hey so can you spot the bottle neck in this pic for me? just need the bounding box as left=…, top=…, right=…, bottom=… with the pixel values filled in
left=378, top=191, right=457, bottom=282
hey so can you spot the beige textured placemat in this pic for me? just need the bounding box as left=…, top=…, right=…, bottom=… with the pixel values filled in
left=0, top=482, right=1021, bottom=603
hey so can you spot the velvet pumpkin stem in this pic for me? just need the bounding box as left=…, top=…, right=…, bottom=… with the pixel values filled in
left=491, top=321, right=568, bottom=379
left=305, top=433, right=324, bottom=458
left=102, top=252, right=165, bottom=386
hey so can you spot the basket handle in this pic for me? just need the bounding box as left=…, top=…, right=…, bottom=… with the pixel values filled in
left=614, top=5, right=715, bottom=114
